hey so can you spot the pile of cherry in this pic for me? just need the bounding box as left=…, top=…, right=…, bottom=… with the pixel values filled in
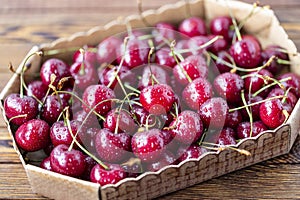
left=3, top=14, right=300, bottom=186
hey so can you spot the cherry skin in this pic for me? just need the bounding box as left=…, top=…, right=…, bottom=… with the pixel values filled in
left=155, top=47, right=177, bottom=68
left=225, top=105, right=243, bottom=129
left=213, top=50, right=233, bottom=74
left=40, top=157, right=52, bottom=171
left=169, top=110, right=203, bottom=145
left=103, top=108, right=137, bottom=135
left=241, top=95, right=263, bottom=121
left=40, top=58, right=71, bottom=87
left=82, top=84, right=116, bottom=116
left=15, top=119, right=50, bottom=152
left=229, top=35, right=262, bottom=68
left=179, top=16, right=207, bottom=37
left=94, top=128, right=132, bottom=163
left=73, top=46, right=98, bottom=67
left=214, top=72, right=244, bottom=104
left=50, top=144, right=86, bottom=177
left=130, top=104, right=156, bottom=128
left=131, top=128, right=166, bottom=162
left=198, top=97, right=229, bottom=129
left=261, top=45, right=289, bottom=74
left=244, top=69, right=274, bottom=96
left=278, top=72, right=300, bottom=98
left=210, top=16, right=234, bottom=42
left=182, top=77, right=213, bottom=110
left=139, top=83, right=175, bottom=115
left=73, top=109, right=99, bottom=129
left=267, top=88, right=297, bottom=114
left=187, top=36, right=209, bottom=55
left=81, top=156, right=97, bottom=181
left=215, top=127, right=237, bottom=145
left=237, top=121, right=267, bottom=139
left=152, top=22, right=176, bottom=46
left=97, top=37, right=122, bottom=64
left=173, top=54, right=208, bottom=86
left=4, top=93, right=39, bottom=126
left=259, top=99, right=286, bottom=129
left=26, top=80, right=48, bottom=101
left=90, top=164, right=127, bottom=186
left=147, top=150, right=177, bottom=172
left=207, top=34, right=228, bottom=54
left=177, top=144, right=207, bottom=163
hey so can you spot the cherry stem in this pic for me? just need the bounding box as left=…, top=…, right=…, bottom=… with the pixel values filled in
left=79, top=48, right=86, bottom=75
left=252, top=77, right=291, bottom=97
left=201, top=142, right=251, bottom=156
left=241, top=90, right=253, bottom=137
left=277, top=58, right=291, bottom=65
left=225, top=0, right=242, bottom=41
left=8, top=114, right=27, bottom=123
left=229, top=95, right=285, bottom=112
left=170, top=40, right=192, bottom=83
left=124, top=83, right=141, bottom=94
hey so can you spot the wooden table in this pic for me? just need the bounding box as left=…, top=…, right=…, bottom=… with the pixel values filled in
left=1, top=0, right=300, bottom=199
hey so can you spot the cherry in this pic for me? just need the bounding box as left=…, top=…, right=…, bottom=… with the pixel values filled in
left=43, top=143, right=54, bottom=156
left=244, top=69, right=274, bottom=96
left=214, top=72, right=244, bottom=104
left=210, top=16, right=234, bottom=42
left=215, top=127, right=237, bottom=145
left=198, top=97, right=229, bottom=129
left=138, top=64, right=171, bottom=90
left=40, top=157, right=52, bottom=171
left=175, top=39, right=191, bottom=57
left=50, top=120, right=83, bottom=147
left=50, top=144, right=86, bottom=177
left=97, top=37, right=122, bottom=64
left=131, top=128, right=166, bottom=162
left=147, top=150, right=177, bottom=172
left=26, top=80, right=48, bottom=101
left=229, top=35, right=261, bottom=68
left=207, top=34, right=228, bottom=54
left=40, top=95, right=70, bottom=125
left=82, top=84, right=116, bottom=116
left=237, top=121, right=267, bottom=139
left=94, top=128, right=131, bottom=163
left=225, top=105, right=243, bottom=129
left=261, top=45, right=289, bottom=74
left=15, top=119, right=50, bottom=152
left=116, top=37, right=150, bottom=69
left=81, top=156, right=97, bottom=181
left=241, top=95, right=263, bottom=121
left=140, top=83, right=175, bottom=115
left=90, top=164, right=127, bottom=186
left=4, top=93, right=39, bottom=126
left=69, top=61, right=98, bottom=91
left=103, top=108, right=137, bottom=135
left=177, top=144, right=207, bottom=163
left=83, top=127, right=100, bottom=154
left=213, top=50, right=233, bottom=74
left=155, top=47, right=177, bottom=68
left=267, top=88, right=297, bottom=114
left=259, top=99, right=286, bottom=129
left=179, top=16, right=207, bottom=37
left=187, top=36, right=209, bottom=55
left=73, top=109, right=99, bottom=129
left=169, top=110, right=203, bottom=145
left=173, top=54, right=209, bottom=86
left=121, top=159, right=143, bottom=177
left=130, top=104, right=156, bottom=128
left=40, top=58, right=71, bottom=87
left=277, top=72, right=300, bottom=97
left=73, top=46, right=98, bottom=67
left=152, top=22, right=176, bottom=46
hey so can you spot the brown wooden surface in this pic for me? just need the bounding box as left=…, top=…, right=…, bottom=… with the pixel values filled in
left=0, top=0, right=300, bottom=199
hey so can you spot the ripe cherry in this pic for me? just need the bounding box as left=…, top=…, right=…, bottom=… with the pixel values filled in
left=210, top=16, right=234, bottom=42
left=90, top=164, right=127, bottom=186
left=237, top=121, right=267, bottom=139
left=155, top=47, right=177, bottom=68
left=97, top=37, right=122, bottom=64
left=26, top=80, right=48, bottom=101
left=179, top=16, right=207, bottom=37
left=259, top=99, right=286, bottom=129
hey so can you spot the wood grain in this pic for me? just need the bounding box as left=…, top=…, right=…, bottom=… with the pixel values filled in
left=0, top=0, right=300, bottom=199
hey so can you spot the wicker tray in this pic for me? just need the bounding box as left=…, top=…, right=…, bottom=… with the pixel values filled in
left=1, top=0, right=300, bottom=199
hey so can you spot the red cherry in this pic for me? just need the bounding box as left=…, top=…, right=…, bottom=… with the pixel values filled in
left=50, top=144, right=86, bottom=177
left=155, top=47, right=177, bottom=68
left=179, top=17, right=207, bottom=37
left=241, top=95, right=263, bottom=121
left=216, top=127, right=237, bottom=145
left=213, top=50, right=233, bottom=74
left=225, top=105, right=243, bottom=129
left=97, top=37, right=122, bottom=64
left=187, top=36, right=209, bottom=55
left=73, top=47, right=98, bottom=67
left=147, top=150, right=177, bottom=172
left=210, top=16, right=234, bottom=42
left=207, top=34, right=228, bottom=54
left=26, top=80, right=48, bottom=101
left=267, top=88, right=297, bottom=114
left=277, top=72, right=300, bottom=97
left=139, top=83, right=175, bottom=115
left=90, top=164, right=127, bottom=186
left=261, top=45, right=289, bottom=74
left=40, top=157, right=52, bottom=171
left=4, top=93, right=39, bottom=126
left=244, top=69, right=274, bottom=96
left=259, top=99, right=286, bottom=129
left=15, top=119, right=50, bottom=152
left=237, top=121, right=267, bottom=139
left=177, top=144, right=207, bottom=163
left=80, top=156, right=97, bottom=181
left=152, top=22, right=176, bottom=46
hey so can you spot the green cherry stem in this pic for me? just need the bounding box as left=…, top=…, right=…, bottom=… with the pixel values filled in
left=241, top=90, right=253, bottom=137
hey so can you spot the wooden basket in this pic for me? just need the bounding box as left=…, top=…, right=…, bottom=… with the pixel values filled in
left=1, top=0, right=300, bottom=199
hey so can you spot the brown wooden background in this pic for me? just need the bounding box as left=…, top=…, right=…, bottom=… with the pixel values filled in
left=1, top=0, right=300, bottom=199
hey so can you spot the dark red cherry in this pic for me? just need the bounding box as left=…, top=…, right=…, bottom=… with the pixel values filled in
left=173, top=54, right=208, bottom=86
left=214, top=72, right=244, bottom=104
left=73, top=109, right=99, bottom=129
left=70, top=61, right=98, bottom=91
left=26, top=80, right=48, bottom=101
left=73, top=46, right=98, bottom=67
left=155, top=47, right=177, bottom=68
left=4, top=93, right=39, bottom=126
left=116, top=38, right=149, bottom=69
left=225, top=105, right=243, bottom=129
left=90, top=164, right=127, bottom=186
left=103, top=108, right=137, bottom=135
left=244, top=69, right=273, bottom=96
left=82, top=84, right=116, bottom=116
left=267, top=88, right=297, bottom=114
left=130, top=104, right=156, bottom=127
left=210, top=16, right=234, bottom=42
left=175, top=39, right=191, bottom=57
left=40, top=58, right=71, bottom=87
left=15, top=119, right=50, bottom=152
left=97, top=37, right=122, bottom=64
left=147, top=150, right=177, bottom=172
left=213, top=50, right=233, bottom=74
left=229, top=35, right=261, bottom=68
left=241, top=95, right=263, bottom=121
left=237, top=121, right=267, bottom=139
left=140, top=83, right=175, bottom=115
left=50, top=144, right=86, bottom=177
left=40, top=157, right=52, bottom=171
left=215, top=127, right=237, bottom=145
left=182, top=77, right=213, bottom=110
left=169, top=110, right=203, bottom=145
left=152, top=22, right=176, bottom=46
left=81, top=156, right=97, bottom=181
left=198, top=97, right=229, bottom=129
left=50, top=120, right=83, bottom=147
left=207, top=34, right=228, bottom=54
left=277, top=72, right=300, bottom=97
left=131, top=128, right=166, bottom=162
left=259, top=99, right=286, bottom=129
left=177, top=144, right=207, bottom=163
left=188, top=36, right=209, bottom=55
left=261, top=45, right=289, bottom=74
left=94, top=129, right=132, bottom=163
left=179, top=17, right=207, bottom=37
